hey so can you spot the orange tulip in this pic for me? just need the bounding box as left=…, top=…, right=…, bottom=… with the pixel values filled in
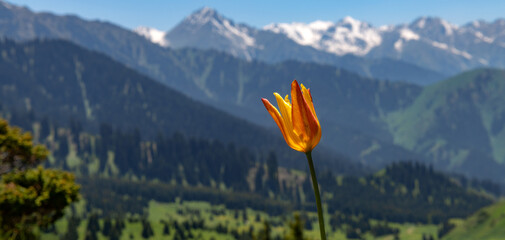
left=261, top=80, right=321, bottom=153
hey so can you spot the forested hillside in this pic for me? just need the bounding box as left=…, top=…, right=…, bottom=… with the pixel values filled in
left=0, top=39, right=361, bottom=173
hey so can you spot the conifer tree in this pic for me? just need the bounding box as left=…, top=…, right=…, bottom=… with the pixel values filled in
left=0, top=119, right=80, bottom=239
left=141, top=219, right=154, bottom=239
left=258, top=221, right=272, bottom=240
left=266, top=152, right=280, bottom=192
left=84, top=230, right=98, bottom=240
left=86, top=214, right=101, bottom=234
left=61, top=216, right=80, bottom=240
left=163, top=223, right=170, bottom=235
left=255, top=164, right=265, bottom=194
left=284, top=213, right=305, bottom=240
left=102, top=217, right=112, bottom=236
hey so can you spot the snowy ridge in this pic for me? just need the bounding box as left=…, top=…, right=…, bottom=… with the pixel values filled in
left=185, top=7, right=256, bottom=49
left=399, top=28, right=420, bottom=41
left=430, top=41, right=472, bottom=59
left=439, top=19, right=458, bottom=36
left=473, top=31, right=494, bottom=43
left=264, top=16, right=382, bottom=56
left=394, top=28, right=420, bottom=51
left=134, top=26, right=169, bottom=47
left=211, top=15, right=256, bottom=48
left=263, top=16, right=505, bottom=61
left=135, top=8, right=505, bottom=72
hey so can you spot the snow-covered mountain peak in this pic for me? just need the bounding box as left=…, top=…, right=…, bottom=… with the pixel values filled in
left=184, top=7, right=255, bottom=46
left=412, top=17, right=427, bottom=28
left=136, top=9, right=505, bottom=75
left=186, top=7, right=225, bottom=25
left=410, top=17, right=458, bottom=36
left=162, top=7, right=257, bottom=60
left=134, top=26, right=169, bottom=47
left=337, top=16, right=370, bottom=30
left=469, top=20, right=485, bottom=28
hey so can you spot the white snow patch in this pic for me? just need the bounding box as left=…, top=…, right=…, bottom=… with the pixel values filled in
left=431, top=41, right=449, bottom=50
left=431, top=41, right=472, bottom=59
left=399, top=28, right=420, bottom=41
left=134, top=26, right=169, bottom=47
left=308, top=20, right=333, bottom=31
left=478, top=58, right=489, bottom=65
left=183, top=7, right=256, bottom=59
left=394, top=39, right=403, bottom=51
left=473, top=31, right=494, bottom=43
left=341, top=16, right=362, bottom=30
left=471, top=20, right=481, bottom=28
left=264, top=16, right=382, bottom=56
left=394, top=28, right=419, bottom=51
left=417, top=18, right=426, bottom=28
left=212, top=19, right=255, bottom=49
left=264, top=22, right=320, bottom=46
left=440, top=19, right=458, bottom=35
left=378, top=25, right=394, bottom=32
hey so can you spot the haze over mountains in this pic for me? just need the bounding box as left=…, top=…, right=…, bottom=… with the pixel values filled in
left=137, top=7, right=505, bottom=83
left=136, top=7, right=446, bottom=85
left=0, top=0, right=505, bottom=183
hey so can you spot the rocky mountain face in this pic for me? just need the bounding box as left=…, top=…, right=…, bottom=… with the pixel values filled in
left=141, top=8, right=505, bottom=81
left=136, top=7, right=446, bottom=85
left=269, top=16, right=505, bottom=76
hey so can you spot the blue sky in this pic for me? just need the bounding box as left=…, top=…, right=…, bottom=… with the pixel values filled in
left=6, top=0, right=505, bottom=31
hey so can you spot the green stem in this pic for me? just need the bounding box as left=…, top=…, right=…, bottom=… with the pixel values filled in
left=306, top=151, right=326, bottom=240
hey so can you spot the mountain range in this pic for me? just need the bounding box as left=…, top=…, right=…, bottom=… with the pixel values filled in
left=0, top=0, right=425, bottom=166
left=137, top=8, right=505, bottom=82
left=136, top=7, right=446, bottom=85
left=0, top=1, right=505, bottom=183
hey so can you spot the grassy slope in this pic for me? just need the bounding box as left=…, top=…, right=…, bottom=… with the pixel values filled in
left=443, top=201, right=505, bottom=240
left=385, top=68, right=505, bottom=181
left=40, top=200, right=439, bottom=240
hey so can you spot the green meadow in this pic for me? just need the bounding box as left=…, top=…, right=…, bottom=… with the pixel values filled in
left=40, top=200, right=441, bottom=240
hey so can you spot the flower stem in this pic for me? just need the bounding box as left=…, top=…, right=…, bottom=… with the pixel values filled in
left=305, top=151, right=326, bottom=240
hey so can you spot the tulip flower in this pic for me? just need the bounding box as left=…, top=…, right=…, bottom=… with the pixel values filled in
left=261, top=80, right=326, bottom=240
left=261, top=80, right=321, bottom=153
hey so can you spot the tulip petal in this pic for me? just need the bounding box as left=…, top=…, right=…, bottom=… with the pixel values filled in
left=306, top=88, right=321, bottom=147
left=302, top=87, right=322, bottom=148
left=300, top=84, right=318, bottom=121
left=261, top=80, right=321, bottom=153
left=262, top=98, right=305, bottom=152
left=274, top=93, right=304, bottom=151
left=261, top=98, right=286, bottom=138
left=291, top=80, right=319, bottom=144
